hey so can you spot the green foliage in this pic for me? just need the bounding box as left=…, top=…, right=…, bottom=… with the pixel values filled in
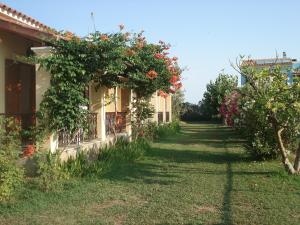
left=171, top=89, right=185, bottom=121
left=131, top=97, right=155, bottom=140
left=35, top=30, right=181, bottom=137
left=62, top=151, right=109, bottom=177
left=99, top=138, right=150, bottom=163
left=35, top=151, right=69, bottom=192
left=236, top=61, right=300, bottom=169
left=181, top=102, right=204, bottom=121
left=0, top=118, right=24, bottom=202
left=60, top=138, right=150, bottom=178
left=200, top=73, right=238, bottom=120
left=155, top=121, right=181, bottom=138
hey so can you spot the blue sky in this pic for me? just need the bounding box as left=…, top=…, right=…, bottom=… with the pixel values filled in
left=2, top=0, right=300, bottom=103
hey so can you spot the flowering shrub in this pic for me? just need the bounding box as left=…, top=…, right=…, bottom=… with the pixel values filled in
left=36, top=27, right=183, bottom=135
left=219, top=91, right=240, bottom=127
left=237, top=60, right=300, bottom=174
left=200, top=73, right=238, bottom=120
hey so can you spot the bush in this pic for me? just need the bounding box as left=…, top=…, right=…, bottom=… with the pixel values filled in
left=0, top=118, right=24, bottom=202
left=61, top=137, right=150, bottom=178
left=155, top=121, right=181, bottom=138
left=35, top=151, right=69, bottom=192
left=62, top=151, right=109, bottom=177
left=0, top=156, right=24, bottom=202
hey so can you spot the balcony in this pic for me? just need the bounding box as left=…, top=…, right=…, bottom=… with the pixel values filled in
left=58, top=113, right=97, bottom=147
left=105, top=112, right=127, bottom=135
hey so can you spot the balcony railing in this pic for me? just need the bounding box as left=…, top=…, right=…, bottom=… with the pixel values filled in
left=106, top=112, right=127, bottom=135
left=58, top=113, right=97, bottom=147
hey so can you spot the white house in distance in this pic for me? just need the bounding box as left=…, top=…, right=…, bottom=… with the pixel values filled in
left=0, top=3, right=172, bottom=158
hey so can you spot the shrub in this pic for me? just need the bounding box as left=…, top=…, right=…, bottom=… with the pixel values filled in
left=0, top=156, right=24, bottom=202
left=62, top=151, right=108, bottom=177
left=99, top=138, right=150, bottom=162
left=35, top=151, right=69, bottom=192
left=0, top=118, right=24, bottom=202
left=155, top=121, right=181, bottom=138
left=61, top=137, right=149, bottom=178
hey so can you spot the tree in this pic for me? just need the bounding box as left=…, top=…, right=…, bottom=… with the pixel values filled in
left=237, top=62, right=300, bottom=174
left=172, top=89, right=185, bottom=121
left=200, top=73, right=238, bottom=120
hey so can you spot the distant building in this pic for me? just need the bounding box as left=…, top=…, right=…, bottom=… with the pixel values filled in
left=241, top=52, right=300, bottom=85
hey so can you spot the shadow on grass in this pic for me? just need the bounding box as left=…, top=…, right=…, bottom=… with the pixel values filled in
left=101, top=161, right=180, bottom=185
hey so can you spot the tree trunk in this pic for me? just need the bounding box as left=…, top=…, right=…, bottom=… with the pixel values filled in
left=294, top=142, right=300, bottom=173
left=276, top=128, right=297, bottom=174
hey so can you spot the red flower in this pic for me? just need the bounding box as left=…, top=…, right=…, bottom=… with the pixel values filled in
left=146, top=70, right=158, bottom=79
left=64, top=31, right=74, bottom=40
left=100, top=35, right=109, bottom=41
left=154, top=53, right=164, bottom=59
left=126, top=49, right=136, bottom=56
left=158, top=90, right=168, bottom=98
left=22, top=145, right=35, bottom=157
left=169, top=75, right=179, bottom=85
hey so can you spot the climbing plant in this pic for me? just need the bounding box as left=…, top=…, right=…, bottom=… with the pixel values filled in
left=35, top=27, right=183, bottom=137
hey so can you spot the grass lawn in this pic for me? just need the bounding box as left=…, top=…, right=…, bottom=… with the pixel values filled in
left=0, top=123, right=299, bottom=225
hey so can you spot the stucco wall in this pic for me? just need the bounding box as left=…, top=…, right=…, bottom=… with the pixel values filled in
left=159, top=96, right=165, bottom=112
left=0, top=30, right=39, bottom=113
left=105, top=87, right=130, bottom=112
left=105, top=88, right=116, bottom=112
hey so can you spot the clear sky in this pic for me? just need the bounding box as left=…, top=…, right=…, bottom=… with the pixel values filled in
left=2, top=0, right=300, bottom=103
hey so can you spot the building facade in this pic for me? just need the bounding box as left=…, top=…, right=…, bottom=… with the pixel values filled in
left=0, top=3, right=172, bottom=158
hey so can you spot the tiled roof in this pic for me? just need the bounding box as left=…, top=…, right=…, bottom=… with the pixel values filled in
left=0, top=3, right=53, bottom=33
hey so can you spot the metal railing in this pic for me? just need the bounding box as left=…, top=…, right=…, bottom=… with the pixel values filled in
left=105, top=112, right=127, bottom=135
left=58, top=112, right=97, bottom=147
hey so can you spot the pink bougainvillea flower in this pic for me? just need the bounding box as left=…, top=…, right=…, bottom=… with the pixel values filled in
left=146, top=70, right=158, bottom=79
left=172, top=57, right=178, bottom=61
left=100, top=35, right=109, bottom=41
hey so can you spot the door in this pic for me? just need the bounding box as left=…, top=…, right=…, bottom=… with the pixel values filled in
left=5, top=59, right=36, bottom=129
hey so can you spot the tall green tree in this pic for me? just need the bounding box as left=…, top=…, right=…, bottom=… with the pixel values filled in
left=240, top=64, right=300, bottom=174
left=200, top=73, right=238, bottom=120
left=172, top=89, right=185, bottom=121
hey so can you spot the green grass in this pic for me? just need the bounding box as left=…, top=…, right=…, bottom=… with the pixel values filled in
left=0, top=123, right=300, bottom=225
